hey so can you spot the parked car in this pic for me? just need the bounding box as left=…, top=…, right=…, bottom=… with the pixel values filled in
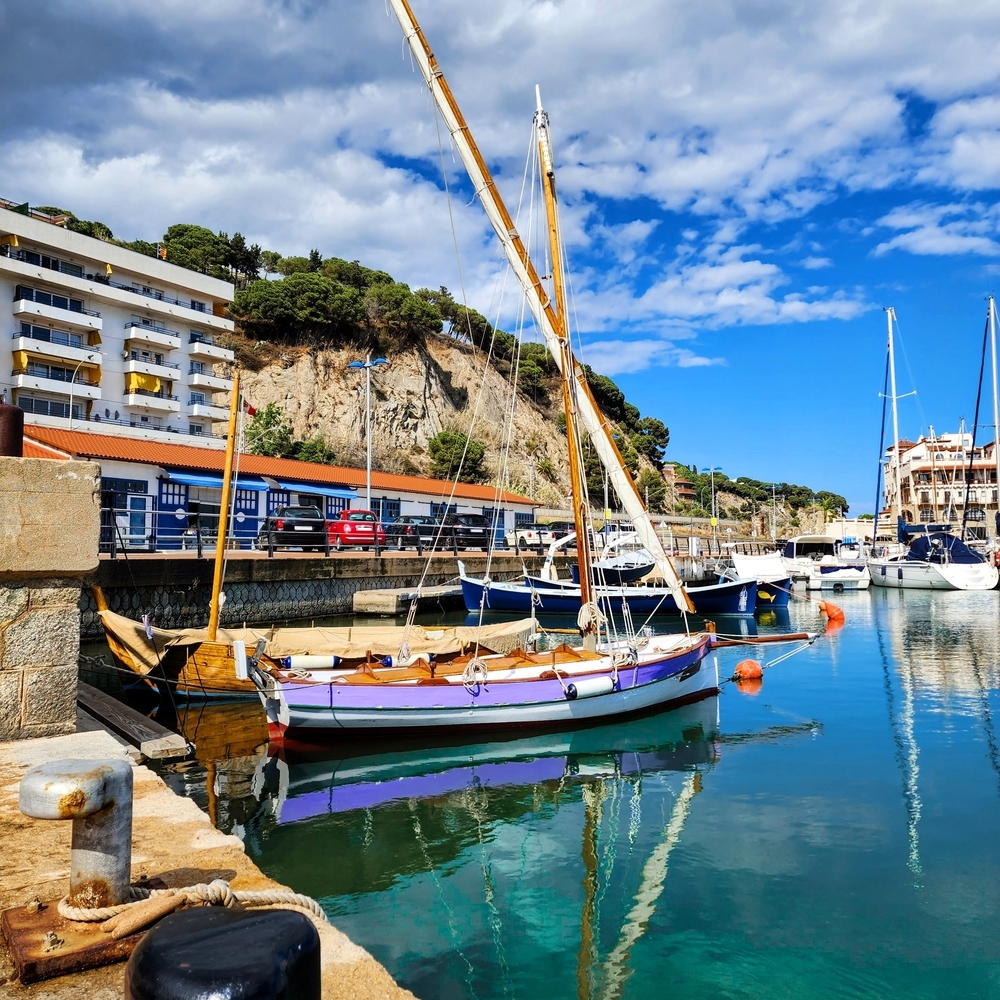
left=442, top=512, right=494, bottom=550
left=545, top=520, right=577, bottom=541
left=326, top=509, right=386, bottom=550
left=503, top=522, right=555, bottom=549
left=257, top=506, right=327, bottom=550
left=384, top=515, right=444, bottom=549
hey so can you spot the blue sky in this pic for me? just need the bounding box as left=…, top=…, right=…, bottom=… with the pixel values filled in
left=4, top=0, right=1000, bottom=512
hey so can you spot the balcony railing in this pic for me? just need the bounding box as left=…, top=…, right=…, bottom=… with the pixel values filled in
left=14, top=288, right=101, bottom=317
left=131, top=388, right=179, bottom=401
left=124, top=320, right=182, bottom=339
left=12, top=328, right=85, bottom=349
left=189, top=333, right=216, bottom=346
left=128, top=351, right=180, bottom=370
left=13, top=366, right=100, bottom=387
left=85, top=271, right=210, bottom=313
left=1, top=244, right=84, bottom=278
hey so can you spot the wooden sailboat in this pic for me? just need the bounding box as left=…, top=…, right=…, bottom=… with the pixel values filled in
left=102, top=2, right=728, bottom=731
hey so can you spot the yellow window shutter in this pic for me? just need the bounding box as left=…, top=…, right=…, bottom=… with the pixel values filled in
left=12, top=350, right=28, bottom=371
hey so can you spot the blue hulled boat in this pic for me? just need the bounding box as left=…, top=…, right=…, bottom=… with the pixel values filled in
left=459, top=563, right=757, bottom=617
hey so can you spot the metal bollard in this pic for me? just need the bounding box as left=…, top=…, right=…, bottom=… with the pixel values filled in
left=19, top=758, right=133, bottom=909
left=0, top=400, right=24, bottom=457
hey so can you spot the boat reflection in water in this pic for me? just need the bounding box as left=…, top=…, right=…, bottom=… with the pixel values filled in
left=254, top=697, right=721, bottom=826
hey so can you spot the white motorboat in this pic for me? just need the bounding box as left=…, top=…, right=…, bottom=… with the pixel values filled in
left=781, top=535, right=871, bottom=591
left=869, top=532, right=999, bottom=591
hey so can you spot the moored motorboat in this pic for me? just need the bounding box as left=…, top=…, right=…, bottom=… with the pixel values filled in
left=729, top=551, right=793, bottom=608
left=781, top=535, right=871, bottom=591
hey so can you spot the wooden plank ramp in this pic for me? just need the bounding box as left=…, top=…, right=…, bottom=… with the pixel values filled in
left=353, top=583, right=463, bottom=615
left=77, top=682, right=191, bottom=760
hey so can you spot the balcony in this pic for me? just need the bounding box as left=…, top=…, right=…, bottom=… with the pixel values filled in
left=11, top=334, right=102, bottom=367
left=14, top=298, right=103, bottom=333
left=188, top=334, right=234, bottom=362
left=125, top=352, right=181, bottom=380
left=125, top=389, right=180, bottom=413
left=12, top=367, right=102, bottom=401
left=123, top=321, right=182, bottom=350
left=188, top=369, right=233, bottom=391
left=85, top=273, right=216, bottom=314
left=189, top=401, right=230, bottom=422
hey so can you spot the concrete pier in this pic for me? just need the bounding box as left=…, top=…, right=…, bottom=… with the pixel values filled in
left=0, top=728, right=414, bottom=998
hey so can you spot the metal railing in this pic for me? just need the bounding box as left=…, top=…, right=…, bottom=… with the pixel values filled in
left=123, top=320, right=182, bottom=340
left=12, top=328, right=85, bottom=349
left=14, top=289, right=101, bottom=317
left=127, top=351, right=180, bottom=370
left=130, top=387, right=179, bottom=401
left=12, top=366, right=100, bottom=386
left=189, top=333, right=216, bottom=346
left=1, top=244, right=83, bottom=278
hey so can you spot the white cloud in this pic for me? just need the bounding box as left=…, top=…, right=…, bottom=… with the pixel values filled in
left=801, top=256, right=833, bottom=269
left=873, top=202, right=1000, bottom=258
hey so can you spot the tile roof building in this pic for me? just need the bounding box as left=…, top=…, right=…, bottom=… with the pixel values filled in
left=25, top=427, right=536, bottom=552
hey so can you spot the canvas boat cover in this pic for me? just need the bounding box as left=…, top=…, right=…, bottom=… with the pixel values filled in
left=731, top=552, right=787, bottom=581
left=906, top=532, right=985, bottom=565
left=100, top=609, right=537, bottom=676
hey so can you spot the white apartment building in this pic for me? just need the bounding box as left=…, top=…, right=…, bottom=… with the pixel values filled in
left=882, top=431, right=999, bottom=537
left=0, top=200, right=235, bottom=445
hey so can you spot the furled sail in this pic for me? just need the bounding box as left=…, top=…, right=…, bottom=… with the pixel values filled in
left=388, top=0, right=691, bottom=610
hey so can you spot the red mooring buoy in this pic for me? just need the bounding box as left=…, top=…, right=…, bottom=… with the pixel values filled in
left=733, top=658, right=763, bottom=680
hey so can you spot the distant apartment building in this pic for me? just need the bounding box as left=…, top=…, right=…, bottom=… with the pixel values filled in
left=882, top=431, right=999, bottom=536
left=662, top=464, right=696, bottom=509
left=0, top=200, right=235, bottom=445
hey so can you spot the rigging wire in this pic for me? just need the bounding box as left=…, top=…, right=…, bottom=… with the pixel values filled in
left=872, top=348, right=891, bottom=544
left=960, top=315, right=991, bottom=538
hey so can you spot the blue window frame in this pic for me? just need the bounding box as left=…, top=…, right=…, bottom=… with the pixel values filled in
left=373, top=498, right=401, bottom=522
left=267, top=491, right=291, bottom=513
left=431, top=502, right=458, bottom=517
left=515, top=511, right=534, bottom=526
left=326, top=496, right=348, bottom=518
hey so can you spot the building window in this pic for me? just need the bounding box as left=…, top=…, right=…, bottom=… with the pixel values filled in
left=515, top=512, right=534, bottom=526
left=190, top=300, right=206, bottom=313
left=16, top=395, right=82, bottom=420
left=189, top=424, right=204, bottom=436
left=373, top=498, right=400, bottom=522
left=918, top=507, right=934, bottom=521
left=326, top=497, right=348, bottom=518
left=19, top=322, right=83, bottom=349
left=190, top=392, right=206, bottom=405
left=268, top=491, right=291, bottom=513
left=14, top=284, right=84, bottom=313
left=297, top=493, right=324, bottom=511
left=431, top=502, right=457, bottom=517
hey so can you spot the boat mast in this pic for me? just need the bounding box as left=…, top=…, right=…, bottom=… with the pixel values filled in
left=887, top=308, right=902, bottom=524
left=535, top=87, right=597, bottom=641
left=990, top=295, right=1000, bottom=539
left=208, top=371, right=241, bottom=640
left=386, top=0, right=694, bottom=613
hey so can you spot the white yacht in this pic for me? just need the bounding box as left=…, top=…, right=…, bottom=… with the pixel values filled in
left=781, top=535, right=871, bottom=591
left=869, top=532, right=999, bottom=590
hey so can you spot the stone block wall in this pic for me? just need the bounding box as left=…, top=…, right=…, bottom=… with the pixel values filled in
left=0, top=457, right=101, bottom=740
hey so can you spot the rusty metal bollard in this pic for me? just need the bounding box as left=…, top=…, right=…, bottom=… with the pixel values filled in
left=0, top=400, right=24, bottom=457
left=19, top=759, right=133, bottom=909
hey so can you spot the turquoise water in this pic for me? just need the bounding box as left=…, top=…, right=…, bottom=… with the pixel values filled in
left=199, top=590, right=1000, bottom=998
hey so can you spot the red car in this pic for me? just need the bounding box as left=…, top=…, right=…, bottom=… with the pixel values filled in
left=327, top=509, right=387, bottom=550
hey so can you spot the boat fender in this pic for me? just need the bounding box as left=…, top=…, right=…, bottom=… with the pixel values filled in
left=733, top=658, right=763, bottom=681
left=380, top=653, right=432, bottom=668
left=565, top=676, right=616, bottom=700
left=281, top=655, right=341, bottom=670
left=816, top=600, right=845, bottom=623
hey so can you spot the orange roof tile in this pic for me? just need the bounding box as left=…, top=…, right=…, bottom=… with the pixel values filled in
left=23, top=438, right=69, bottom=460
left=24, top=427, right=537, bottom=506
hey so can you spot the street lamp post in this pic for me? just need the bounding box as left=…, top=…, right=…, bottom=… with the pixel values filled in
left=348, top=354, right=389, bottom=511
left=68, top=352, right=99, bottom=430
left=701, top=466, right=722, bottom=538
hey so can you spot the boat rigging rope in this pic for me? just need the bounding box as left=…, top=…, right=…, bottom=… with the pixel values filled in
left=56, top=878, right=329, bottom=927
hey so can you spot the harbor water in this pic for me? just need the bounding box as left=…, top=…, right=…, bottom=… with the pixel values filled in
left=160, top=589, right=1000, bottom=999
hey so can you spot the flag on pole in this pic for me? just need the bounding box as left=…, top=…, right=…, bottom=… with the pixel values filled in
left=241, top=394, right=257, bottom=417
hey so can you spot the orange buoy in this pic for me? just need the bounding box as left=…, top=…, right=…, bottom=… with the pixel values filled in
left=817, top=600, right=845, bottom=623
left=733, top=658, right=763, bottom=681
left=736, top=676, right=764, bottom=696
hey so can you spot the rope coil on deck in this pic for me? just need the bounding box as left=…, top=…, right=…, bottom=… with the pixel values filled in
left=56, top=878, right=329, bottom=926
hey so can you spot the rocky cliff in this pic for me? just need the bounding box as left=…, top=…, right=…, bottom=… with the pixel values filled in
left=232, top=332, right=572, bottom=504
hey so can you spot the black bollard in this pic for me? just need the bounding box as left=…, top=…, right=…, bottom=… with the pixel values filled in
left=0, top=401, right=24, bottom=457
left=125, top=907, right=321, bottom=1000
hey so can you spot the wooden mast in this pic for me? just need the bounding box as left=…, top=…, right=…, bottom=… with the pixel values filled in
left=536, top=88, right=597, bottom=646
left=208, top=371, right=241, bottom=640
left=387, top=0, right=694, bottom=613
